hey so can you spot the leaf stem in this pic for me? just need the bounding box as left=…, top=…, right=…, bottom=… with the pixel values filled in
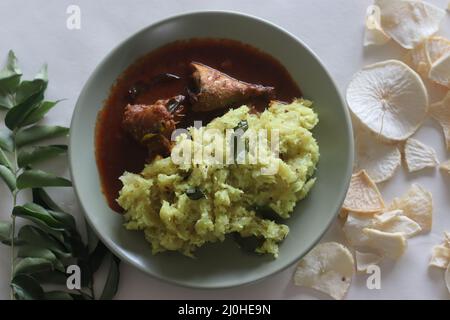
left=9, top=129, right=19, bottom=300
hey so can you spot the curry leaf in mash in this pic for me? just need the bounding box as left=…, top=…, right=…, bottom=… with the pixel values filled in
left=234, top=120, right=248, bottom=132
left=233, top=234, right=265, bottom=253
left=186, top=187, right=205, bottom=200
left=11, top=274, right=44, bottom=300
left=100, top=253, right=121, bottom=300
left=15, top=125, right=69, bottom=147
left=0, top=164, right=16, bottom=191
left=18, top=144, right=67, bottom=168
left=16, top=169, right=72, bottom=189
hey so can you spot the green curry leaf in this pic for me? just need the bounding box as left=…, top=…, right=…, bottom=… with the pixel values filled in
left=13, top=257, right=54, bottom=276
left=11, top=274, right=44, bottom=300
left=0, top=164, right=16, bottom=191
left=17, top=169, right=71, bottom=189
left=18, top=145, right=67, bottom=168
left=100, top=253, right=121, bottom=300
left=15, top=125, right=69, bottom=147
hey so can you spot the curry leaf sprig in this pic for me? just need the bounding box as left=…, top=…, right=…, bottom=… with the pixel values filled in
left=0, top=50, right=120, bottom=300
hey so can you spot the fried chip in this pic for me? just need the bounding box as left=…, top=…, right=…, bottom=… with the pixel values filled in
left=440, top=160, right=450, bottom=174
left=362, top=228, right=407, bottom=259
left=404, top=138, right=439, bottom=172
left=343, top=212, right=375, bottom=247
left=390, top=184, right=433, bottom=232
left=405, top=36, right=450, bottom=77
left=375, top=0, right=446, bottom=49
left=446, top=263, right=450, bottom=294
left=346, top=60, right=428, bottom=141
left=429, top=245, right=450, bottom=269
left=373, top=210, right=422, bottom=238
left=355, top=128, right=401, bottom=183
left=343, top=170, right=385, bottom=213
left=294, top=242, right=355, bottom=300
left=364, top=5, right=391, bottom=46
left=429, top=51, right=450, bottom=88
left=429, top=92, right=450, bottom=150
left=355, top=251, right=382, bottom=272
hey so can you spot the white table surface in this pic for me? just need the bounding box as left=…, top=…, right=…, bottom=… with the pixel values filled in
left=0, top=0, right=449, bottom=300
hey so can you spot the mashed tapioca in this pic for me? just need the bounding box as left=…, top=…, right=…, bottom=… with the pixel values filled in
left=117, top=99, right=319, bottom=257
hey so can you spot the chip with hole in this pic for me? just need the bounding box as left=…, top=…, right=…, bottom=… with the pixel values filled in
left=294, top=242, right=355, bottom=300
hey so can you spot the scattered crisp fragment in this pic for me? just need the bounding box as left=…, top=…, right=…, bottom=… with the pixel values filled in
left=429, top=51, right=450, bottom=88
left=390, top=184, right=433, bottom=232
left=429, top=245, right=450, bottom=269
left=346, top=60, right=428, bottom=141
left=343, top=170, right=385, bottom=213
left=373, top=211, right=422, bottom=238
left=429, top=92, right=450, bottom=150
left=343, top=212, right=375, bottom=247
left=446, top=264, right=450, bottom=294
left=404, top=138, right=439, bottom=172
left=405, top=36, right=450, bottom=77
left=440, top=160, right=450, bottom=174
left=429, top=232, right=450, bottom=269
left=364, top=5, right=390, bottom=46
left=373, top=209, right=403, bottom=224
left=375, top=0, right=446, bottom=49
left=355, top=128, right=401, bottom=182
left=355, top=251, right=382, bottom=272
left=444, top=232, right=450, bottom=248
left=363, top=228, right=407, bottom=259
left=294, top=242, right=355, bottom=300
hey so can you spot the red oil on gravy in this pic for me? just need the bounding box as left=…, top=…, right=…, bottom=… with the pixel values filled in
left=95, top=38, right=302, bottom=212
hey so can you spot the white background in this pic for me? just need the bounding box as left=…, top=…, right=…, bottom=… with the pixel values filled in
left=0, top=0, right=449, bottom=300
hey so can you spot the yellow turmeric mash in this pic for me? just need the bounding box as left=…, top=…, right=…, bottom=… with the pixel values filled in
left=117, top=99, right=319, bottom=257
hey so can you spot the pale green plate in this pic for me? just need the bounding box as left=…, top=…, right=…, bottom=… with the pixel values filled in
left=69, top=11, right=354, bottom=289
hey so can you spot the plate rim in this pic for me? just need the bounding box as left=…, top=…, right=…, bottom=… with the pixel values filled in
left=69, top=9, right=354, bottom=290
